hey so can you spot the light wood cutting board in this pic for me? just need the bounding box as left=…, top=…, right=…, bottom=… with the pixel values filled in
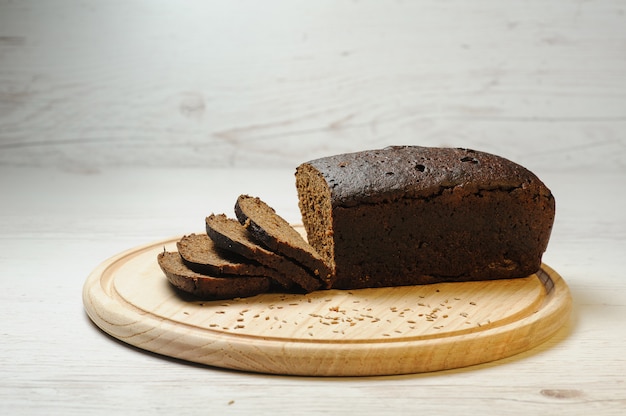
left=83, top=231, right=571, bottom=376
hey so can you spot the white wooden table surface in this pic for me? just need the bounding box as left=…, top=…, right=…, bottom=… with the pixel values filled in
left=1, top=1, right=625, bottom=415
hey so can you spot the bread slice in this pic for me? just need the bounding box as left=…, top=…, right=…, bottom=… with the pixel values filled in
left=234, top=195, right=333, bottom=288
left=157, top=251, right=271, bottom=300
left=205, top=213, right=321, bottom=292
left=177, top=233, right=284, bottom=281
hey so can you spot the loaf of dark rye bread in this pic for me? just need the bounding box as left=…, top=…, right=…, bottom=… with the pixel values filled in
left=234, top=195, right=333, bottom=288
left=157, top=251, right=271, bottom=300
left=205, top=213, right=322, bottom=292
left=295, top=146, right=555, bottom=289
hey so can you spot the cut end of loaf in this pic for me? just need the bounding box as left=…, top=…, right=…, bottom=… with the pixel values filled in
left=295, top=164, right=336, bottom=275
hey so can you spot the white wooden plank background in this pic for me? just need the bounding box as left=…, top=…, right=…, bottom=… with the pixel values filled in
left=1, top=0, right=625, bottom=173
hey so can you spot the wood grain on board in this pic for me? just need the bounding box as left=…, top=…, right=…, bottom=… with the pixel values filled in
left=83, top=234, right=571, bottom=376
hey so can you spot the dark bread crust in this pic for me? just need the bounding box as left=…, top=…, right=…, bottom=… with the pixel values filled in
left=177, top=233, right=282, bottom=280
left=296, top=146, right=555, bottom=289
left=234, top=195, right=333, bottom=288
left=157, top=251, right=271, bottom=300
left=205, top=214, right=321, bottom=292
left=302, top=146, right=552, bottom=206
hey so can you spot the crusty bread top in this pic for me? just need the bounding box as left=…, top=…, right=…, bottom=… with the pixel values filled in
left=297, top=146, right=552, bottom=207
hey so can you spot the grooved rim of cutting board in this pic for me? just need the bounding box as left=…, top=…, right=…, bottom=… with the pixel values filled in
left=83, top=234, right=571, bottom=376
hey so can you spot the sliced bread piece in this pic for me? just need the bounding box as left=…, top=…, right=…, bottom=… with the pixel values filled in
left=157, top=251, right=271, bottom=300
left=234, top=194, right=333, bottom=288
left=205, top=213, right=321, bottom=292
left=177, top=233, right=284, bottom=281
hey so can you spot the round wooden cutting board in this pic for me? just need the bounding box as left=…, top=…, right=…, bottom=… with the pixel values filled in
left=83, top=233, right=571, bottom=377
